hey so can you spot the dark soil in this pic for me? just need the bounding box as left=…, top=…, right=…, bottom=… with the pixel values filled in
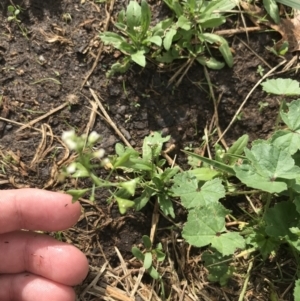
left=0, top=1, right=299, bottom=300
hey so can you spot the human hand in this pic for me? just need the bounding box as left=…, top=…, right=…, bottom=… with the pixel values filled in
left=0, top=189, right=89, bottom=301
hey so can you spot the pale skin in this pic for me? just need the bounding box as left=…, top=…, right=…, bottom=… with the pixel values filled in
left=0, top=189, right=89, bottom=301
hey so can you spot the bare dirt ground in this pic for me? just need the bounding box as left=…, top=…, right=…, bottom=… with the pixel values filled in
left=1, top=0, right=299, bottom=300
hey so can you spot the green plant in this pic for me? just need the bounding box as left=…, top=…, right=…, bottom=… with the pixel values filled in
left=99, top=0, right=235, bottom=78
left=62, top=131, right=179, bottom=217
left=62, top=79, right=300, bottom=299
left=99, top=0, right=163, bottom=77
left=132, top=235, right=165, bottom=280
left=7, top=5, right=28, bottom=39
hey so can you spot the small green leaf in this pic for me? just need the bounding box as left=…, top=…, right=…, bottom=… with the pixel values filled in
left=275, top=0, right=300, bottom=10
left=158, top=193, right=175, bottom=218
left=265, top=201, right=300, bottom=238
left=66, top=188, right=90, bottom=202
left=199, top=17, right=226, bottom=29
left=142, top=132, right=170, bottom=161
left=294, top=279, right=300, bottom=301
left=126, top=1, right=142, bottom=32
left=144, top=252, right=152, bottom=269
left=261, top=78, right=300, bottom=95
left=142, top=235, right=152, bottom=249
left=120, top=178, right=138, bottom=195
left=7, top=5, right=15, bottom=13
left=141, top=0, right=151, bottom=36
left=177, top=15, right=191, bottom=30
left=131, top=50, right=146, bottom=67
left=203, top=0, right=237, bottom=14
left=144, top=35, right=162, bottom=46
left=189, top=167, right=220, bottom=181
left=155, top=249, right=166, bottom=262
left=115, top=143, right=125, bottom=156
left=263, top=0, right=280, bottom=24
left=183, top=150, right=235, bottom=175
left=132, top=246, right=145, bottom=261
left=202, top=250, right=233, bottom=286
left=134, top=187, right=153, bottom=211
left=224, top=134, right=249, bottom=165
left=147, top=265, right=160, bottom=279
left=163, top=27, right=177, bottom=51
left=99, top=32, right=125, bottom=47
left=196, top=56, right=225, bottom=70
left=115, top=196, right=135, bottom=214
left=72, top=163, right=90, bottom=177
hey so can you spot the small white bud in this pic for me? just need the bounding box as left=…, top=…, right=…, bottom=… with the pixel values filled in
left=93, top=148, right=105, bottom=159
left=62, top=130, right=77, bottom=150
left=66, top=162, right=76, bottom=174
left=88, top=131, right=101, bottom=145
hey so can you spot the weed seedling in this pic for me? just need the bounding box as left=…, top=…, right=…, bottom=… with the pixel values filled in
left=7, top=5, right=28, bottom=39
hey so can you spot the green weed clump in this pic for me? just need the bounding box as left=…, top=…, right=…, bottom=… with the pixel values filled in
left=62, top=78, right=300, bottom=300
left=99, top=0, right=235, bottom=78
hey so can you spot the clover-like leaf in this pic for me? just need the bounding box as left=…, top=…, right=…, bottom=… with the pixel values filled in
left=261, top=78, right=300, bottom=95
left=171, top=172, right=225, bottom=209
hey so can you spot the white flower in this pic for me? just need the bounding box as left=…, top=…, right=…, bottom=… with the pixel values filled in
left=93, top=148, right=105, bottom=159
left=66, top=162, right=76, bottom=174
left=88, top=131, right=101, bottom=145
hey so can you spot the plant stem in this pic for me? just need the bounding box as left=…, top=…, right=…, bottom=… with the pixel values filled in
left=238, top=259, right=253, bottom=301
left=274, top=97, right=285, bottom=131
left=262, top=193, right=272, bottom=219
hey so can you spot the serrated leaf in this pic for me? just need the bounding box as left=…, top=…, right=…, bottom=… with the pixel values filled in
left=171, top=172, right=225, bottom=209
left=281, top=99, right=300, bottom=130
left=163, top=27, right=177, bottom=51
left=246, top=230, right=279, bottom=260
left=263, top=0, right=280, bottom=24
left=142, top=132, right=170, bottom=161
left=202, top=250, right=233, bottom=286
left=270, top=130, right=300, bottom=155
left=182, top=203, right=244, bottom=255
left=234, top=141, right=300, bottom=193
left=261, top=78, right=300, bottom=95
left=131, top=50, right=146, bottom=67
left=264, top=201, right=300, bottom=237
left=294, top=279, right=300, bottom=301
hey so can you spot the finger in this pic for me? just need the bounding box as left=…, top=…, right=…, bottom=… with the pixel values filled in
left=0, top=273, right=76, bottom=301
left=0, top=231, right=89, bottom=286
left=0, top=189, right=81, bottom=233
